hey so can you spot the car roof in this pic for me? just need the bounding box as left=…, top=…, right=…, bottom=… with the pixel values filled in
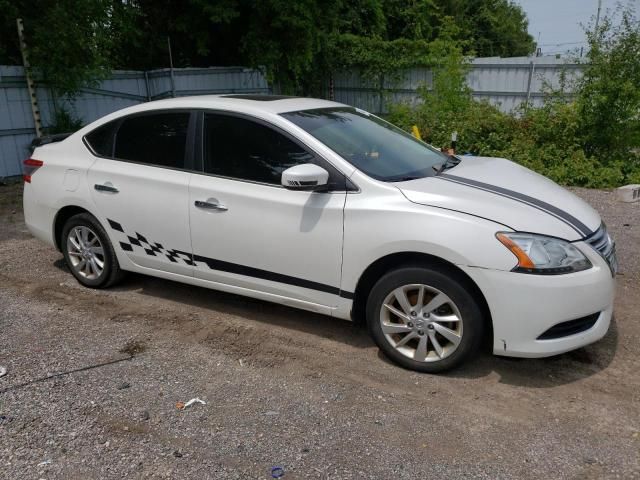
left=128, top=94, right=347, bottom=115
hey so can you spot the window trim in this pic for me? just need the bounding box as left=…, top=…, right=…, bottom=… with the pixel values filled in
left=82, top=109, right=198, bottom=174
left=194, top=109, right=358, bottom=193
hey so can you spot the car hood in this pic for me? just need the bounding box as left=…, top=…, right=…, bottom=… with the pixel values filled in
left=395, top=156, right=601, bottom=241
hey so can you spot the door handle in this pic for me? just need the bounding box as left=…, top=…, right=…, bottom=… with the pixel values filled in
left=94, top=183, right=119, bottom=193
left=195, top=200, right=228, bottom=211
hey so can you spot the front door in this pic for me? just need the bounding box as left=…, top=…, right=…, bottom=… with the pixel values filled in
left=87, top=110, right=195, bottom=275
left=189, top=112, right=347, bottom=306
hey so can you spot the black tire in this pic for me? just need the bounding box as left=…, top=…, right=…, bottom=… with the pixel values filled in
left=366, top=266, right=484, bottom=373
left=61, top=213, right=124, bottom=288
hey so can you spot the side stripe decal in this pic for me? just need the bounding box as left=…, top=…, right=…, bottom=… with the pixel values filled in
left=437, top=173, right=594, bottom=237
left=108, top=219, right=353, bottom=299
left=192, top=254, right=342, bottom=296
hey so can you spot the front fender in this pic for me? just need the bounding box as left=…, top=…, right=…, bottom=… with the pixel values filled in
left=341, top=194, right=517, bottom=293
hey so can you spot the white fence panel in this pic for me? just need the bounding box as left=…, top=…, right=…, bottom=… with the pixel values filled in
left=331, top=56, right=583, bottom=114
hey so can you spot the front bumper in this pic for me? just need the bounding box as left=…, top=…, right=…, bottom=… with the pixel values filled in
left=462, top=243, right=615, bottom=358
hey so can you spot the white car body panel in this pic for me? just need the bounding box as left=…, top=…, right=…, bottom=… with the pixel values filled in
left=398, top=156, right=601, bottom=241
left=189, top=173, right=346, bottom=306
left=88, top=159, right=193, bottom=276
left=462, top=242, right=614, bottom=357
left=22, top=95, right=616, bottom=361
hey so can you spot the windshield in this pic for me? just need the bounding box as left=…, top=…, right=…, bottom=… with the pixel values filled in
left=281, top=107, right=448, bottom=182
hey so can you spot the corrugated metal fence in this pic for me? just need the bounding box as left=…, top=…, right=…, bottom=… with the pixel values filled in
left=0, top=66, right=269, bottom=178
left=330, top=55, right=582, bottom=115
left=1, top=57, right=580, bottom=178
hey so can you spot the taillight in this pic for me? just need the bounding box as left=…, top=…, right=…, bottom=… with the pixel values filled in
left=23, top=158, right=44, bottom=183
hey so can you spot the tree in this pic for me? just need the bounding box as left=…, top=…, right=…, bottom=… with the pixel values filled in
left=432, top=0, right=535, bottom=57
left=0, top=0, right=536, bottom=96
left=0, top=0, right=137, bottom=98
left=576, top=7, right=640, bottom=161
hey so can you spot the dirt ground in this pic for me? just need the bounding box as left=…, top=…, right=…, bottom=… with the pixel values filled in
left=0, top=181, right=638, bottom=479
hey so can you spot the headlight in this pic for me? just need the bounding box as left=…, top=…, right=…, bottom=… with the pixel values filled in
left=496, top=232, right=592, bottom=274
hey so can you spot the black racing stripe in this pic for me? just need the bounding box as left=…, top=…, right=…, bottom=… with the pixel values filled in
left=439, top=173, right=594, bottom=237
left=108, top=219, right=124, bottom=232
left=136, top=232, right=148, bottom=243
left=109, top=219, right=353, bottom=299
left=192, top=254, right=349, bottom=297
left=128, top=236, right=141, bottom=246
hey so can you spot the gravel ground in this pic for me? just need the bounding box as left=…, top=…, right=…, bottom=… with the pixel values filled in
left=0, top=183, right=638, bottom=479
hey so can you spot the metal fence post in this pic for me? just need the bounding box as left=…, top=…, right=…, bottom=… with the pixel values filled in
left=143, top=71, right=151, bottom=101
left=525, top=61, right=536, bottom=111
left=16, top=18, right=42, bottom=138
left=378, top=73, right=385, bottom=115
left=167, top=37, right=176, bottom=98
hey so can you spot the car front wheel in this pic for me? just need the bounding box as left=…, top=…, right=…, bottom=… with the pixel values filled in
left=366, top=266, right=484, bottom=373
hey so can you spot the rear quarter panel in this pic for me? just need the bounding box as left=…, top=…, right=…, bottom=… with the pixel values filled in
left=24, top=135, right=99, bottom=247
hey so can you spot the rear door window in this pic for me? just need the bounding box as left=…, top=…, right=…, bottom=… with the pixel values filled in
left=114, top=112, right=190, bottom=169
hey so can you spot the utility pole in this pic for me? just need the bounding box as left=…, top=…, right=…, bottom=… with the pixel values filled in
left=16, top=18, right=42, bottom=138
left=595, top=0, right=602, bottom=32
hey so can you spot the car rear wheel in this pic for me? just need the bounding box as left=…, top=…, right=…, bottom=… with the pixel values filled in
left=61, top=213, right=123, bottom=288
left=366, top=266, right=484, bottom=373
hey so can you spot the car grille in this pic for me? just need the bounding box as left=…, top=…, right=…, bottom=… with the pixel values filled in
left=585, top=223, right=617, bottom=276
left=537, top=313, right=600, bottom=340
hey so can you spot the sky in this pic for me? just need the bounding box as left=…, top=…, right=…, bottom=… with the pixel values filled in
left=514, top=0, right=639, bottom=55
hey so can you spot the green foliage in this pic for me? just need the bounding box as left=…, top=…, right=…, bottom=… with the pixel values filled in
left=240, top=0, right=343, bottom=94
left=327, top=35, right=434, bottom=75
left=45, top=107, right=84, bottom=135
left=0, top=0, right=535, bottom=97
left=387, top=9, right=640, bottom=190
left=434, top=0, right=535, bottom=57
left=389, top=92, right=638, bottom=188
left=0, top=0, right=138, bottom=98
left=576, top=8, right=640, bottom=161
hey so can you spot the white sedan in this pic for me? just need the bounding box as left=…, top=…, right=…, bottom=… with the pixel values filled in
left=23, top=95, right=617, bottom=372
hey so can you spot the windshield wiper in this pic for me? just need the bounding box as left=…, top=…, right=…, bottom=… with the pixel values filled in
left=393, top=175, right=423, bottom=182
left=434, top=155, right=461, bottom=175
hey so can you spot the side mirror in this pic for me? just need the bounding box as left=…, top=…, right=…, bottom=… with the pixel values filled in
left=281, top=163, right=329, bottom=191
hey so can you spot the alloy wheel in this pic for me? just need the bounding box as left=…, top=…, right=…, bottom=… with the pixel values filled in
left=379, top=284, right=463, bottom=362
left=66, top=226, right=105, bottom=280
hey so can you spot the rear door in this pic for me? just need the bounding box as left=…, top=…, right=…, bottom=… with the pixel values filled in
left=188, top=112, right=349, bottom=306
left=86, top=110, right=195, bottom=275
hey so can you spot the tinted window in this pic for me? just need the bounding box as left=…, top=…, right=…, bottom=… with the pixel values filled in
left=203, top=114, right=315, bottom=185
left=281, top=107, right=447, bottom=182
left=114, top=113, right=190, bottom=168
left=85, top=121, right=118, bottom=157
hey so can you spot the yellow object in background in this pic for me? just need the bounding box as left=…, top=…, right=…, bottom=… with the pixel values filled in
left=411, top=125, right=422, bottom=141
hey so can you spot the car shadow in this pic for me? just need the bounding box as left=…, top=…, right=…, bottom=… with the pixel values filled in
left=112, top=272, right=374, bottom=350
left=447, top=315, right=619, bottom=387
left=53, top=258, right=619, bottom=386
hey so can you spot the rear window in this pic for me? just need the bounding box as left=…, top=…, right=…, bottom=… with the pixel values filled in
left=84, top=121, right=118, bottom=157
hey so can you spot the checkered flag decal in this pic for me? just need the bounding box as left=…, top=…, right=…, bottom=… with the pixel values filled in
left=107, top=219, right=195, bottom=266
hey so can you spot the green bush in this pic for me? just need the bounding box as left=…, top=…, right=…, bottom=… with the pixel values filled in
left=386, top=6, right=640, bottom=189
left=388, top=95, right=639, bottom=188
left=45, top=107, right=84, bottom=135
